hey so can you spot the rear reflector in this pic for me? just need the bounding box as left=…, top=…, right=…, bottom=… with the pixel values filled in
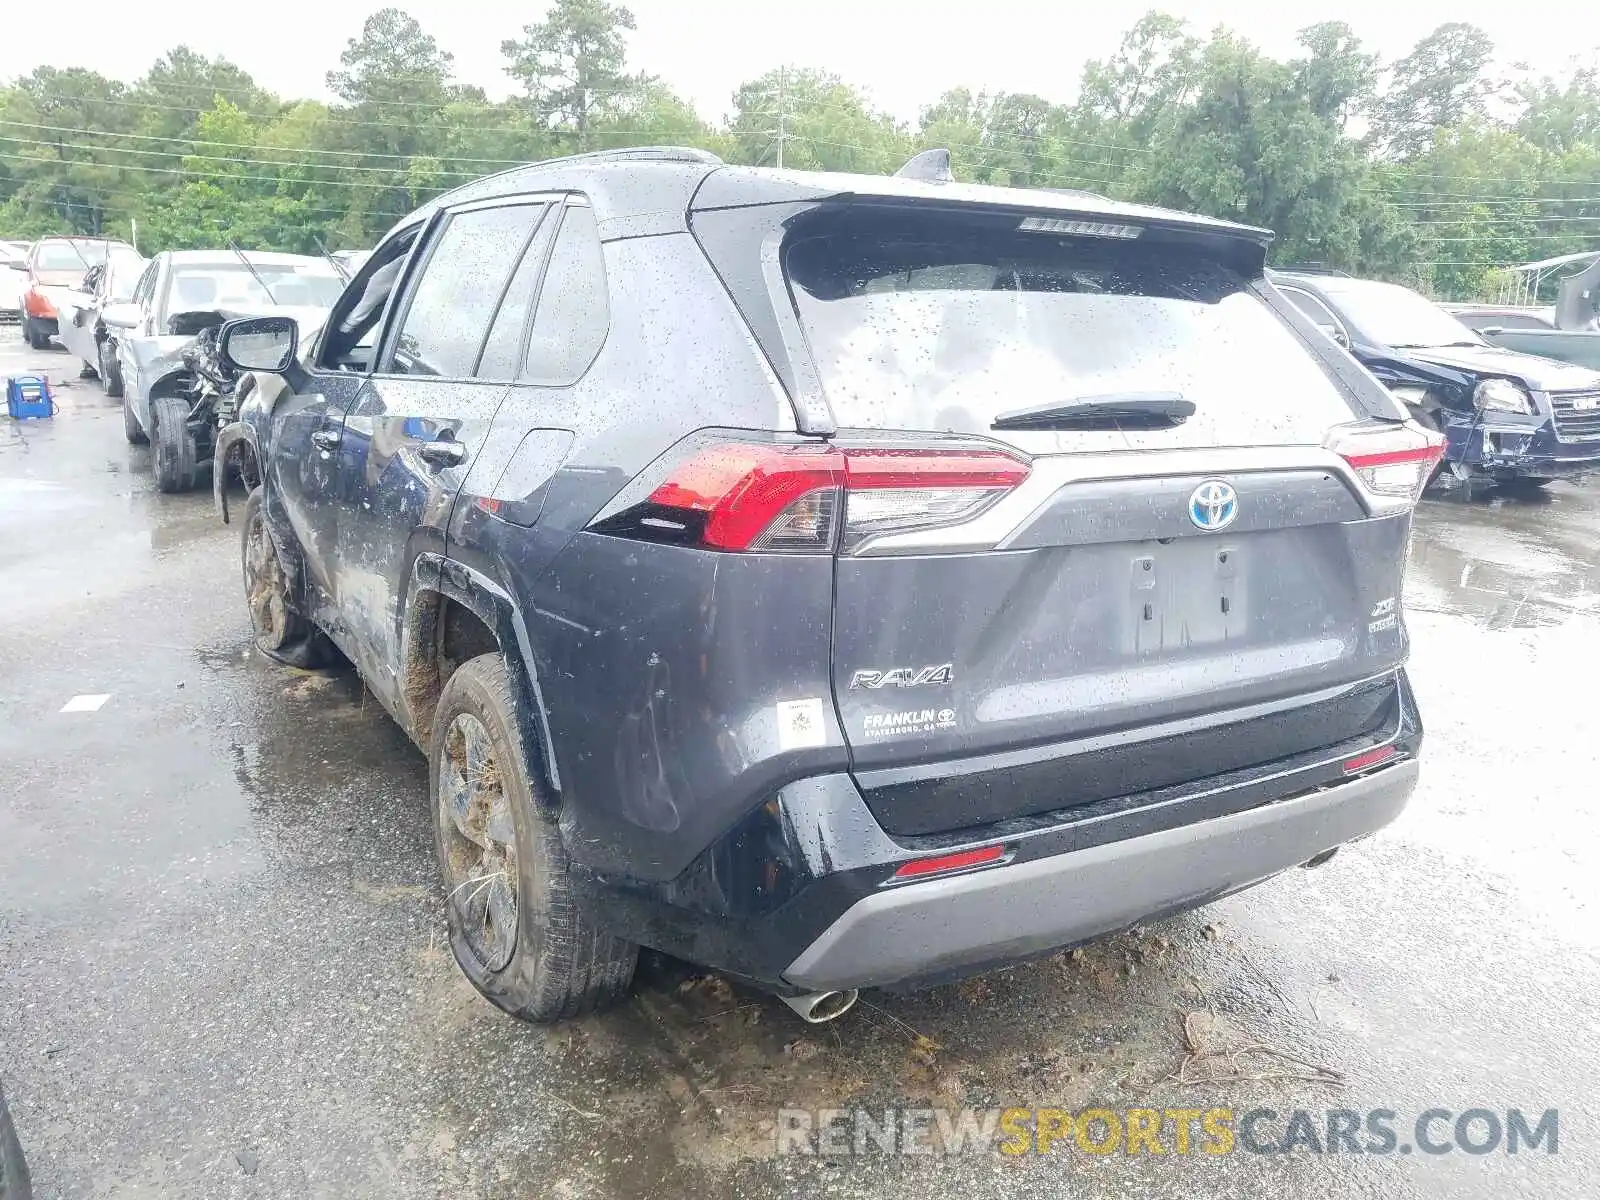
left=1342, top=744, right=1398, bottom=774
left=1326, top=421, right=1445, bottom=511
left=597, top=440, right=1031, bottom=552
left=891, top=844, right=1008, bottom=880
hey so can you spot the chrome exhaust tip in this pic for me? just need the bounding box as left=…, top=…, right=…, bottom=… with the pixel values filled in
left=779, top=989, right=859, bottom=1024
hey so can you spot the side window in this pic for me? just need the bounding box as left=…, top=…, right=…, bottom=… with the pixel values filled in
left=521, top=205, right=609, bottom=384
left=1280, top=287, right=1343, bottom=332
left=385, top=204, right=545, bottom=379
left=477, top=207, right=557, bottom=381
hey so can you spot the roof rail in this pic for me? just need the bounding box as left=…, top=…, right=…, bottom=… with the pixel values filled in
left=527, top=146, right=725, bottom=169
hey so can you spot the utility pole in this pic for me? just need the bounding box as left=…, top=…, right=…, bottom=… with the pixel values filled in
left=775, top=66, right=788, bottom=168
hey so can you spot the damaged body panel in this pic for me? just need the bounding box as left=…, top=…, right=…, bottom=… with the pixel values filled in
left=1274, top=270, right=1600, bottom=485
left=218, top=148, right=1430, bottom=1021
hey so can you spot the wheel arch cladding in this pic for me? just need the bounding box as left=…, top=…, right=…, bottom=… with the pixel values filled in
left=404, top=553, right=561, bottom=797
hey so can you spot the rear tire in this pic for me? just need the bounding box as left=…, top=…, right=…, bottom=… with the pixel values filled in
left=122, top=391, right=147, bottom=445
left=99, top=338, right=124, bottom=398
left=151, top=395, right=197, bottom=492
left=23, top=319, right=49, bottom=350
left=431, top=654, right=637, bottom=1022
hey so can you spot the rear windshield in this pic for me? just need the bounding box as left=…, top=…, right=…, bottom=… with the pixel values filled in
left=784, top=213, right=1357, bottom=446
left=34, top=240, right=109, bottom=272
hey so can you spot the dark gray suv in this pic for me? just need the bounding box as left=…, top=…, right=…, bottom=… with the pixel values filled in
left=214, top=147, right=1439, bottom=1024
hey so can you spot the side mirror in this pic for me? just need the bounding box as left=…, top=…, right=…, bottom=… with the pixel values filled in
left=219, top=315, right=297, bottom=373
left=101, top=302, right=141, bottom=329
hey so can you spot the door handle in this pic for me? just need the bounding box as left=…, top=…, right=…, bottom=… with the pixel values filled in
left=311, top=428, right=342, bottom=452
left=417, top=438, right=467, bottom=467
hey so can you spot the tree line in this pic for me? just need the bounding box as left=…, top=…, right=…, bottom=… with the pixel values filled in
left=4, top=2, right=1600, bottom=300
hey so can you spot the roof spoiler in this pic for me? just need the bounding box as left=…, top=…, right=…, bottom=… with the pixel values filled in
left=895, top=148, right=953, bottom=183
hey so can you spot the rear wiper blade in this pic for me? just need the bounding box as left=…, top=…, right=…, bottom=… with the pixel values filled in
left=991, top=392, right=1195, bottom=431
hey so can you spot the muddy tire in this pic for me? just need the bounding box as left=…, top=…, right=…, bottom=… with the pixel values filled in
left=151, top=395, right=197, bottom=492
left=122, top=390, right=147, bottom=445
left=240, top=487, right=333, bottom=668
left=431, top=654, right=637, bottom=1022
left=99, top=338, right=124, bottom=398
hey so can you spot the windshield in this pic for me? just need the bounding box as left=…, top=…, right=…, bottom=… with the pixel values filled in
left=33, top=239, right=117, bottom=271
left=1313, top=279, right=1483, bottom=349
left=163, top=263, right=344, bottom=314
left=785, top=212, right=1357, bottom=449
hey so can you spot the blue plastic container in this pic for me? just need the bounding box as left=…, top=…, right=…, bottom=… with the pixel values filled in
left=5, top=375, right=54, bottom=420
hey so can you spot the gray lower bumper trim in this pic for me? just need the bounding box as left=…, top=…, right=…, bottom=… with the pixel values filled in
left=783, top=761, right=1418, bottom=991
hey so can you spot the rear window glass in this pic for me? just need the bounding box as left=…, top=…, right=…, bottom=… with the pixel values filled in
left=785, top=215, right=1356, bottom=446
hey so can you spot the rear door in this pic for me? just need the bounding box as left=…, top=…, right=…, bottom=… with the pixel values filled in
left=331, top=198, right=552, bottom=702
left=779, top=206, right=1426, bottom=833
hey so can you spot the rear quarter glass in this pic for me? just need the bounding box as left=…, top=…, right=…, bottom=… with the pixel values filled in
left=783, top=214, right=1362, bottom=454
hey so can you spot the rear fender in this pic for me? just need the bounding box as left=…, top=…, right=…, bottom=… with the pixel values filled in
left=403, top=553, right=560, bottom=797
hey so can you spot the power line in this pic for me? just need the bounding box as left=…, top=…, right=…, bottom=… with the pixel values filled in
left=0, top=150, right=450, bottom=194
left=0, top=119, right=532, bottom=167
left=0, top=133, right=485, bottom=179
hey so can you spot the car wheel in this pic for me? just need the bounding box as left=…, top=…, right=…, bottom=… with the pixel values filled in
left=431, top=653, right=638, bottom=1022
left=121, top=390, right=147, bottom=445
left=240, top=487, right=334, bottom=667
left=101, top=343, right=125, bottom=398
left=151, top=395, right=197, bottom=492
left=23, top=319, right=48, bottom=351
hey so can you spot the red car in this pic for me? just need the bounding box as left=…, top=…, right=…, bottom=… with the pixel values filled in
left=11, top=236, right=133, bottom=350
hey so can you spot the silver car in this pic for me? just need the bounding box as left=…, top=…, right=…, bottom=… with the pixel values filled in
left=56, top=246, right=148, bottom=392
left=105, top=250, right=343, bottom=490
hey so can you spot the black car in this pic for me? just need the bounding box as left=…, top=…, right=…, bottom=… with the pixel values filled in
left=1273, top=271, right=1600, bottom=487
left=212, top=147, right=1431, bottom=1024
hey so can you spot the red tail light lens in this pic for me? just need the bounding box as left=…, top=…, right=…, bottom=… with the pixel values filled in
left=1326, top=421, right=1445, bottom=512
left=595, top=440, right=1031, bottom=553
left=24, top=288, right=56, bottom=319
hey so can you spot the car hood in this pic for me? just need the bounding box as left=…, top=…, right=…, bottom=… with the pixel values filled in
left=1403, top=342, right=1600, bottom=391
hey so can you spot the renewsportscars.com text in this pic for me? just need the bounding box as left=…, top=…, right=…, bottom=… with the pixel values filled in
left=775, top=1106, right=1559, bottom=1157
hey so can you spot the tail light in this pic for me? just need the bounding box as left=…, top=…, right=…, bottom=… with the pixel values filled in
left=590, top=438, right=1031, bottom=553
left=1326, top=421, right=1445, bottom=513
left=24, top=288, right=56, bottom=319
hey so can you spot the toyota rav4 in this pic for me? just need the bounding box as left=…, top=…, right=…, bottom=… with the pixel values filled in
left=213, top=147, right=1438, bottom=1024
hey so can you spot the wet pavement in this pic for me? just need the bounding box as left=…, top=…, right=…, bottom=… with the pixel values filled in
left=2, top=335, right=1598, bottom=1198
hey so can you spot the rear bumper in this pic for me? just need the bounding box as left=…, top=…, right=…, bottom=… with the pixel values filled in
left=578, top=671, right=1422, bottom=993
left=784, top=759, right=1416, bottom=991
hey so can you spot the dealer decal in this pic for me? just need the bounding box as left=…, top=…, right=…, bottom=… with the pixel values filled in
left=862, top=707, right=958, bottom=738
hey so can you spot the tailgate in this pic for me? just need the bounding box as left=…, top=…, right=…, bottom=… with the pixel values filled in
left=779, top=203, right=1418, bottom=835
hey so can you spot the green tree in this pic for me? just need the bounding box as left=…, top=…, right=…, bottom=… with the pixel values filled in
left=502, top=0, right=638, bottom=149
left=729, top=67, right=907, bottom=172
left=1370, top=23, right=1496, bottom=159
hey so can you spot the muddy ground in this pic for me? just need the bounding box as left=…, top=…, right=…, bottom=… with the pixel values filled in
left=2, top=336, right=1596, bottom=1198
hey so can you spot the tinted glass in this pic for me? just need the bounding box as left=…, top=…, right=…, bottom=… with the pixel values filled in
left=476, top=207, right=555, bottom=380
left=1314, top=278, right=1483, bottom=349
left=389, top=206, right=544, bottom=378
left=786, top=212, right=1356, bottom=446
left=1280, top=287, right=1341, bottom=328
left=522, top=206, right=609, bottom=383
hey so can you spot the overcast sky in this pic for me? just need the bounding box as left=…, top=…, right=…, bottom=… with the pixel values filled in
left=11, top=0, right=1600, bottom=123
